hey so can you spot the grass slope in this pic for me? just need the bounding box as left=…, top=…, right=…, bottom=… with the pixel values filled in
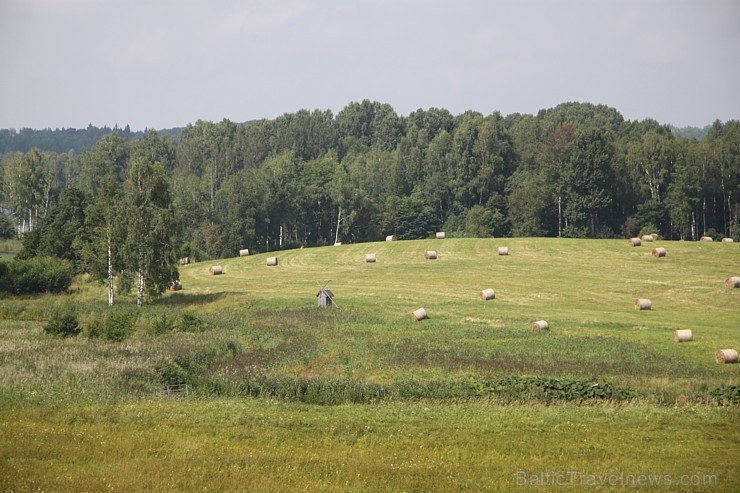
left=0, top=237, right=738, bottom=491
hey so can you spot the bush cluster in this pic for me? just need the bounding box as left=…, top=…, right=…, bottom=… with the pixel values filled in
left=149, top=312, right=207, bottom=335
left=471, top=376, right=634, bottom=403
left=0, top=257, right=73, bottom=295
left=707, top=385, right=740, bottom=405
left=43, top=312, right=82, bottom=337
left=87, top=306, right=138, bottom=341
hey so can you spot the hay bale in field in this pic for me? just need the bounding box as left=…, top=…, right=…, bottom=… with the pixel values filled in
left=239, top=248, right=250, bottom=257
left=700, top=235, right=713, bottom=242
left=209, top=265, right=222, bottom=275
left=385, top=235, right=397, bottom=242
left=436, top=232, right=446, bottom=239
left=365, top=253, right=377, bottom=263
left=424, top=250, right=437, bottom=260
left=651, top=233, right=658, bottom=241
left=531, top=320, right=549, bottom=331
left=635, top=298, right=652, bottom=310
left=715, top=349, right=739, bottom=364
left=178, top=257, right=190, bottom=265
left=498, top=246, right=509, bottom=255
left=266, top=257, right=278, bottom=266
left=652, top=247, right=666, bottom=257
left=169, top=280, right=182, bottom=291
left=412, top=307, right=428, bottom=321
left=480, top=288, right=495, bottom=300
left=628, top=237, right=642, bottom=247
left=641, top=235, right=654, bottom=243
left=726, top=276, right=740, bottom=288
left=674, top=329, right=693, bottom=343
left=721, top=237, right=734, bottom=243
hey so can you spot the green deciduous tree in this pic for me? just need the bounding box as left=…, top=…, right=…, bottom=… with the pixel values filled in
left=120, top=157, right=179, bottom=307
left=564, top=128, right=614, bottom=237
left=393, top=195, right=437, bottom=240
left=81, top=174, right=124, bottom=305
left=16, top=187, right=88, bottom=272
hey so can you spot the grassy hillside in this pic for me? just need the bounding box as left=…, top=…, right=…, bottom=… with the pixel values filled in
left=0, top=238, right=738, bottom=491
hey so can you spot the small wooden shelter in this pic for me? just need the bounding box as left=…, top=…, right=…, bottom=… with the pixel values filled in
left=317, top=288, right=334, bottom=308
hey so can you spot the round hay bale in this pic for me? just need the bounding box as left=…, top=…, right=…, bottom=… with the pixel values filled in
left=651, top=233, right=658, bottom=241
left=715, top=349, right=739, bottom=364
left=365, top=253, right=377, bottom=263
left=178, top=257, right=190, bottom=265
left=480, top=288, right=495, bottom=300
left=436, top=232, right=446, bottom=239
left=628, top=237, right=642, bottom=247
left=635, top=298, right=652, bottom=310
left=498, top=246, right=509, bottom=255
left=266, top=257, right=278, bottom=266
left=674, top=329, right=693, bottom=343
left=412, top=307, right=428, bottom=321
left=652, top=247, right=666, bottom=257
left=641, top=235, right=654, bottom=243
left=726, top=276, right=740, bottom=288
left=721, top=237, right=734, bottom=243
left=385, top=235, right=397, bottom=242
left=424, top=250, right=437, bottom=260
left=209, top=265, right=223, bottom=275
left=239, top=248, right=250, bottom=257
left=700, top=235, right=713, bottom=242
left=169, top=280, right=182, bottom=291
left=531, top=320, right=549, bottom=331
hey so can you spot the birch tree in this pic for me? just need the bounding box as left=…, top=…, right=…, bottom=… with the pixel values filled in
left=82, top=174, right=123, bottom=305
left=121, top=157, right=179, bottom=307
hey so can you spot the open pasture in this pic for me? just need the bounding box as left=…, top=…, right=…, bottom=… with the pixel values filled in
left=1, top=237, right=738, bottom=491
left=178, top=237, right=740, bottom=391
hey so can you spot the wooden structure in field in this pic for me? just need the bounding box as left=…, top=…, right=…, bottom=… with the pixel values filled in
left=317, top=288, right=334, bottom=308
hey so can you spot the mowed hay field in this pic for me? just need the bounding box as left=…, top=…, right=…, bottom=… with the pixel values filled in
left=1, top=238, right=739, bottom=492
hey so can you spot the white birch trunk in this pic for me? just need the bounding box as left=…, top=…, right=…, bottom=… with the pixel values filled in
left=107, top=231, right=114, bottom=306
left=137, top=249, right=144, bottom=307
left=334, top=207, right=342, bottom=245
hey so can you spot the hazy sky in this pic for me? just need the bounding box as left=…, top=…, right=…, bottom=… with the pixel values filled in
left=1, top=0, right=738, bottom=130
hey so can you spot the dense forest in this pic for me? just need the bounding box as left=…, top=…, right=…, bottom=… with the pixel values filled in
left=1, top=101, right=738, bottom=277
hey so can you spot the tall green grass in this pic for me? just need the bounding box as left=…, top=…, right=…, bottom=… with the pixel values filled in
left=1, top=399, right=736, bottom=492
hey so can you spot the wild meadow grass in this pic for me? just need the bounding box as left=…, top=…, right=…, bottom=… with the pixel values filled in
left=1, top=399, right=737, bottom=492
left=0, top=238, right=738, bottom=491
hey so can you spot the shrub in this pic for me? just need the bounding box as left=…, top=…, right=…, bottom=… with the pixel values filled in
left=156, top=361, right=188, bottom=386
left=707, top=385, right=740, bottom=405
left=87, top=306, right=138, bottom=341
left=150, top=314, right=173, bottom=335
left=172, top=312, right=206, bottom=333
left=471, top=376, right=634, bottom=403
left=0, top=257, right=73, bottom=295
left=43, top=312, right=82, bottom=337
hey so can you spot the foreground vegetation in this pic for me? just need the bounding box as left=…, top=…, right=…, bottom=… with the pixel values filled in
left=2, top=400, right=736, bottom=492
left=0, top=238, right=738, bottom=490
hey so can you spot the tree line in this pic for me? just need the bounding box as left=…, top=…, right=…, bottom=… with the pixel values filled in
left=1, top=101, right=738, bottom=301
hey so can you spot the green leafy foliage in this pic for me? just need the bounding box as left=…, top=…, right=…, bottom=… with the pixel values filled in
left=172, top=312, right=206, bottom=333
left=0, top=214, right=15, bottom=239
left=471, top=376, right=634, bottom=403
left=707, top=385, right=740, bottom=405
left=86, top=306, right=138, bottom=341
left=0, top=257, right=73, bottom=295
left=43, top=312, right=82, bottom=337
left=155, top=361, right=188, bottom=386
